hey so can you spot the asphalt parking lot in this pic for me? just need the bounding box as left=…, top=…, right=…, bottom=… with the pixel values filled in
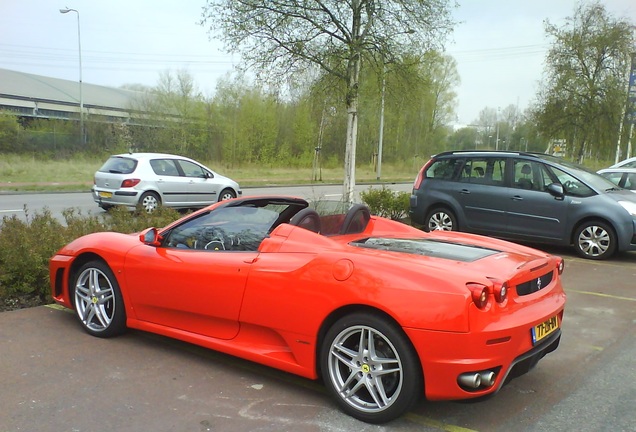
left=1, top=248, right=635, bottom=432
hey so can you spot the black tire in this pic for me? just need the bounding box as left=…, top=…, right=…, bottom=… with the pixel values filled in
left=218, top=188, right=237, bottom=202
left=72, top=260, right=127, bottom=338
left=139, top=191, right=161, bottom=213
left=573, top=221, right=617, bottom=260
left=320, top=313, right=422, bottom=424
left=424, top=207, right=457, bottom=232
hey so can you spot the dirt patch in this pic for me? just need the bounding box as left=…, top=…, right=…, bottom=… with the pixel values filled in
left=0, top=295, right=50, bottom=312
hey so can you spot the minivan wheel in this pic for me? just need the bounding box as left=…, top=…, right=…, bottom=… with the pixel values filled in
left=574, top=221, right=617, bottom=260
left=425, top=208, right=457, bottom=232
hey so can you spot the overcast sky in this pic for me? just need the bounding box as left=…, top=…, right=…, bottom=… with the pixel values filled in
left=1, top=0, right=634, bottom=125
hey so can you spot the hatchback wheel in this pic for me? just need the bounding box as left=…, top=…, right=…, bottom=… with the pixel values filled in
left=139, top=191, right=160, bottom=213
left=72, top=260, right=126, bottom=338
left=219, top=188, right=236, bottom=202
left=574, top=221, right=617, bottom=260
left=425, top=208, right=456, bottom=231
left=320, top=313, right=422, bottom=423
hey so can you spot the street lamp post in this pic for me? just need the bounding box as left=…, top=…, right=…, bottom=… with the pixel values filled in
left=59, top=7, right=83, bottom=145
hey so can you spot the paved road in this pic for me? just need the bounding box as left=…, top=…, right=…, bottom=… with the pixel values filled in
left=0, top=183, right=413, bottom=223
left=1, top=247, right=635, bottom=431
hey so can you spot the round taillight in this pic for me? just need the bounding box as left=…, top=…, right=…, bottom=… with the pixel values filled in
left=468, top=284, right=489, bottom=309
left=495, top=283, right=508, bottom=303
left=557, top=258, right=565, bottom=275
left=488, top=277, right=508, bottom=303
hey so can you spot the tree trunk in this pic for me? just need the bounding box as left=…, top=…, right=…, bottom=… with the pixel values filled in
left=343, top=49, right=362, bottom=204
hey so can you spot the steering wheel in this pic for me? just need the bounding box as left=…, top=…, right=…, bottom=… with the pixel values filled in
left=199, top=226, right=226, bottom=250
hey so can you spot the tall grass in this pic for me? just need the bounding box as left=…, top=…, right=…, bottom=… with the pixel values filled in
left=0, top=153, right=416, bottom=191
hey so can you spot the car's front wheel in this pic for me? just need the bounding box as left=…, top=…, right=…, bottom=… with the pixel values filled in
left=424, top=207, right=457, bottom=231
left=574, top=221, right=617, bottom=260
left=139, top=191, right=161, bottom=213
left=218, top=188, right=236, bottom=202
left=72, top=260, right=127, bottom=338
left=320, top=313, right=422, bottom=424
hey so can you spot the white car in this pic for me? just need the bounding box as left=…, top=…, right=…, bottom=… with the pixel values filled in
left=597, top=167, right=636, bottom=193
left=92, top=153, right=241, bottom=212
left=610, top=157, right=636, bottom=169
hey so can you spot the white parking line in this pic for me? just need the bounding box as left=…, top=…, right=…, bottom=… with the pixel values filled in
left=0, top=209, right=24, bottom=213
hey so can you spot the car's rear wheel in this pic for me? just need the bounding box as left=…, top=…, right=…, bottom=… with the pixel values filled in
left=320, top=313, right=422, bottom=424
left=424, top=207, right=457, bottom=231
left=218, top=188, right=236, bottom=202
left=72, top=260, right=126, bottom=338
left=574, top=221, right=617, bottom=260
left=139, top=191, right=160, bottom=213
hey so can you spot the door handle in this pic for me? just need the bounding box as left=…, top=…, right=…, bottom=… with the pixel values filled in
left=511, top=195, right=524, bottom=201
left=460, top=189, right=470, bottom=194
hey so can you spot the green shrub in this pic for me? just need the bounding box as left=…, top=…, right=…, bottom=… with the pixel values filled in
left=0, top=205, right=183, bottom=310
left=0, top=209, right=65, bottom=302
left=360, top=186, right=410, bottom=221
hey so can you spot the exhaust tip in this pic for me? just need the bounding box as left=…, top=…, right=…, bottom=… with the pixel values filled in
left=458, top=370, right=497, bottom=391
left=479, top=371, right=496, bottom=387
left=458, top=373, right=481, bottom=389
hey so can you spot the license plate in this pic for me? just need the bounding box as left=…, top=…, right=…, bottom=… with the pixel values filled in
left=531, top=315, right=559, bottom=345
left=99, top=191, right=113, bottom=198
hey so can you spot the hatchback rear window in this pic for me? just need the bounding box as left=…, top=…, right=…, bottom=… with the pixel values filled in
left=99, top=157, right=137, bottom=174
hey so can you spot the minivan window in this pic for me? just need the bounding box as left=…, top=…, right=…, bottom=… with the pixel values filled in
left=547, top=166, right=594, bottom=197
left=458, top=157, right=505, bottom=186
left=425, top=158, right=463, bottom=180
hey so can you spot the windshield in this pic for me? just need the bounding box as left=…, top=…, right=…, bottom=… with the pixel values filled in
left=538, top=154, right=620, bottom=192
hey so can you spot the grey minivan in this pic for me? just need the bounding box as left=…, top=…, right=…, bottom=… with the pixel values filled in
left=409, top=151, right=636, bottom=260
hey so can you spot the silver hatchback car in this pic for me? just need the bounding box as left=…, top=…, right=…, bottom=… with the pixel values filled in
left=92, top=153, right=242, bottom=212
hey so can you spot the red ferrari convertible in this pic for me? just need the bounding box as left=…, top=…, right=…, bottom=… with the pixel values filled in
left=49, top=196, right=566, bottom=423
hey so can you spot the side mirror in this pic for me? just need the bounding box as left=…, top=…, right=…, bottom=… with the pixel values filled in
left=139, top=227, right=161, bottom=246
left=547, top=183, right=565, bottom=200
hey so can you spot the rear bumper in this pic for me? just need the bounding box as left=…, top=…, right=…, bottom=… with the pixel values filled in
left=405, top=307, right=565, bottom=401
left=92, top=187, right=139, bottom=207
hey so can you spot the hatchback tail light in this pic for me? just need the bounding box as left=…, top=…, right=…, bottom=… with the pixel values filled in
left=121, top=178, right=141, bottom=188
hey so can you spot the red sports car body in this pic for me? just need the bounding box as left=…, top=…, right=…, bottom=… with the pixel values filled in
left=50, top=196, right=566, bottom=423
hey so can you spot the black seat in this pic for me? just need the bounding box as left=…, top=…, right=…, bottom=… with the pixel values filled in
left=339, top=204, right=371, bottom=235
left=518, top=164, right=533, bottom=189
left=289, top=208, right=321, bottom=233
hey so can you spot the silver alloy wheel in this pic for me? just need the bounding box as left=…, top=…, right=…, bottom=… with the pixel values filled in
left=428, top=211, right=453, bottom=231
left=577, top=224, right=611, bottom=258
left=140, top=193, right=159, bottom=212
left=326, top=325, right=404, bottom=414
left=219, top=189, right=236, bottom=201
left=74, top=267, right=116, bottom=332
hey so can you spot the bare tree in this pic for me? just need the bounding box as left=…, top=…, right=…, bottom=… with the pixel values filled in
left=201, top=0, right=456, bottom=202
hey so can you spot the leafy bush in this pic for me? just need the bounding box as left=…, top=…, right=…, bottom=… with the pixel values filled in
left=360, top=186, right=410, bottom=221
left=0, top=206, right=182, bottom=311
